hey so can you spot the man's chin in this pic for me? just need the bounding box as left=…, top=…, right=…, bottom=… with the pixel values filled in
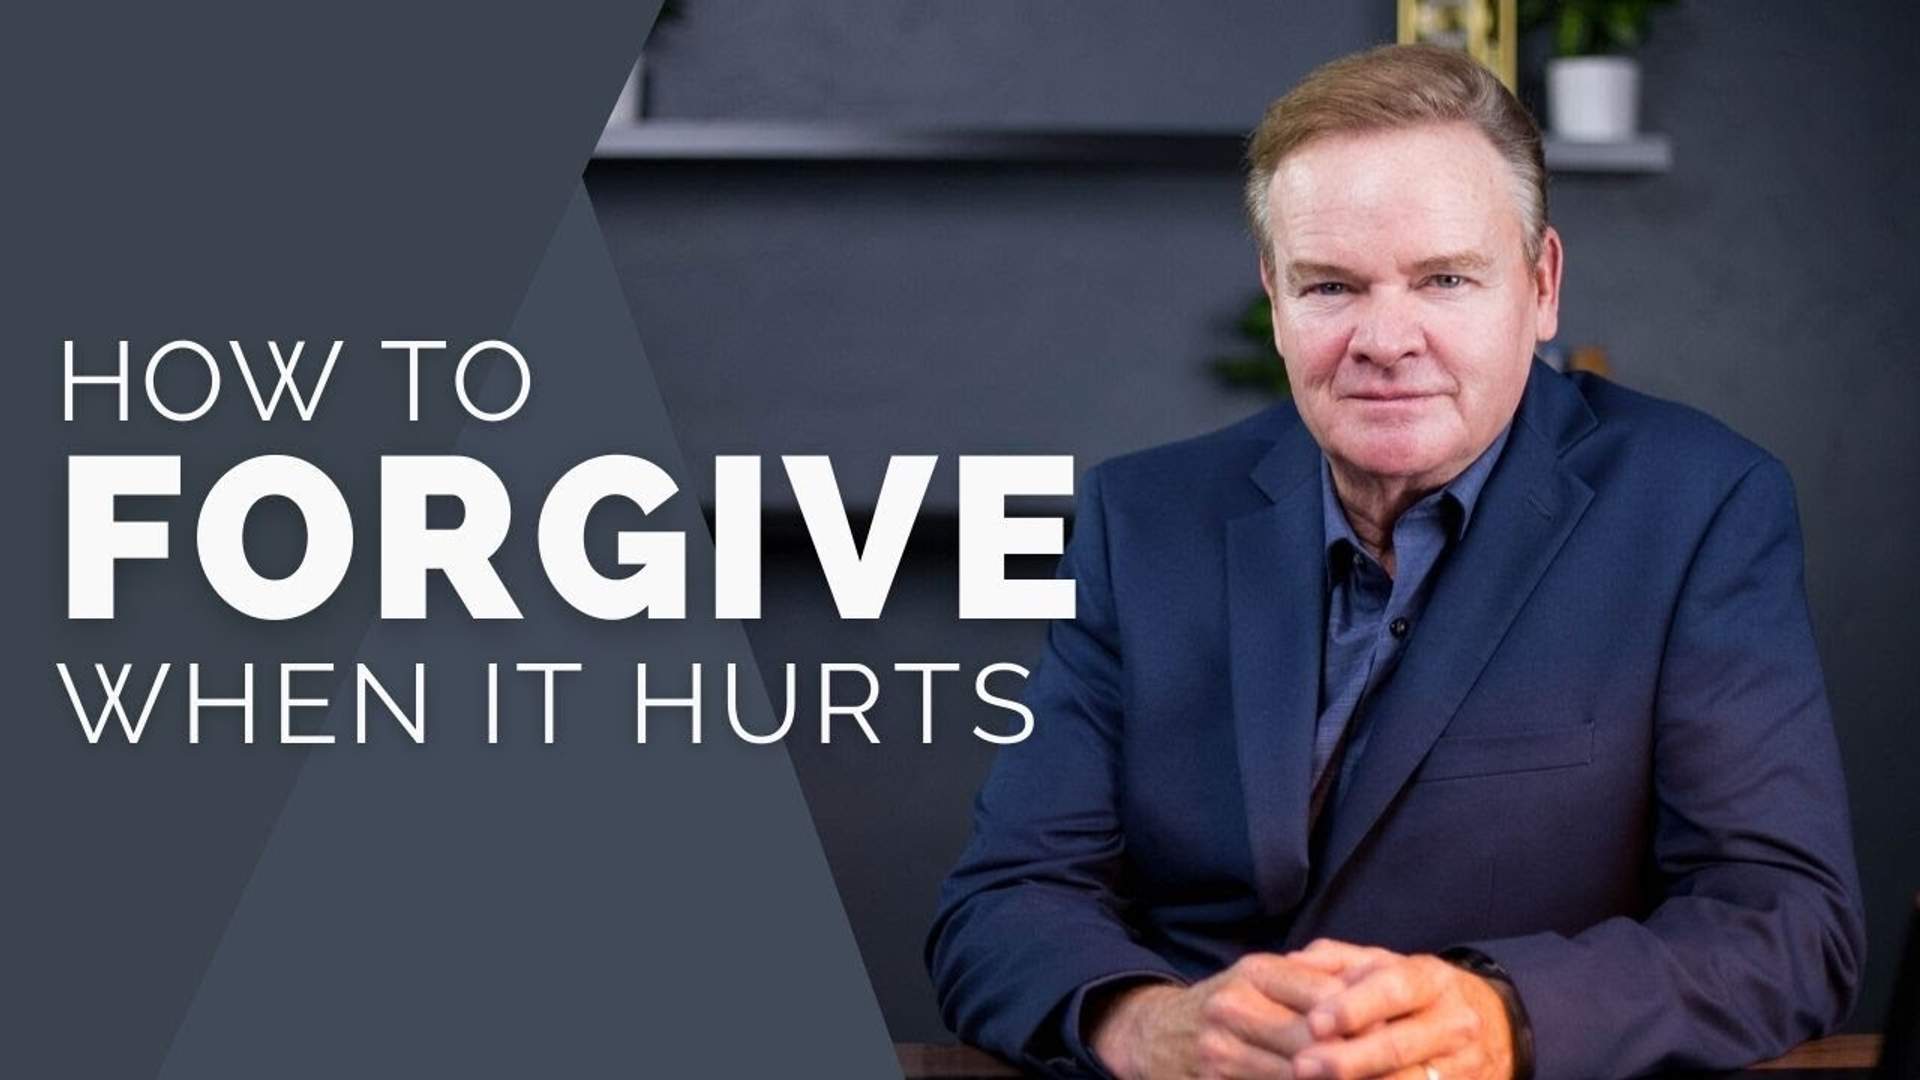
left=1329, top=434, right=1460, bottom=484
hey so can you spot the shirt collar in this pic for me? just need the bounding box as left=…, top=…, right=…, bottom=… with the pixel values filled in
left=1320, top=422, right=1513, bottom=574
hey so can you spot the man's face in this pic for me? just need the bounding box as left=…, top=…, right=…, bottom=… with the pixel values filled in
left=1259, top=121, right=1561, bottom=489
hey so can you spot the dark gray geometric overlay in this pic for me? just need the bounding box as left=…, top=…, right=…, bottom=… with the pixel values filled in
left=157, top=187, right=898, bottom=1078
left=5, top=2, right=897, bottom=1075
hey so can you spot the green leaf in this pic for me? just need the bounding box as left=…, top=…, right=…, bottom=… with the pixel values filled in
left=1209, top=355, right=1291, bottom=397
left=1557, top=7, right=1592, bottom=56
left=1535, top=0, right=1675, bottom=55
left=1213, top=293, right=1286, bottom=396
left=1602, top=0, right=1644, bottom=50
left=1237, top=295, right=1274, bottom=341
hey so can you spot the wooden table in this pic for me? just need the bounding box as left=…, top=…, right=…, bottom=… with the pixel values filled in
left=896, top=1035, right=1883, bottom=1078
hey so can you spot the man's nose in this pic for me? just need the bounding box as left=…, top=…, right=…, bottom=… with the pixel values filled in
left=1349, top=292, right=1424, bottom=365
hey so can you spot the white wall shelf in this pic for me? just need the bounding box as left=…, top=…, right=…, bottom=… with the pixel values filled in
left=591, top=121, right=1671, bottom=173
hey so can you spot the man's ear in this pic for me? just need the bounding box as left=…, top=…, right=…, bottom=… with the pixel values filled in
left=1258, top=251, right=1278, bottom=302
left=1533, top=226, right=1565, bottom=343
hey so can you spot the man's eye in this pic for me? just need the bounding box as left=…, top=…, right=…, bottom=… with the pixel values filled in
left=1307, top=282, right=1350, bottom=297
left=1427, top=274, right=1467, bottom=289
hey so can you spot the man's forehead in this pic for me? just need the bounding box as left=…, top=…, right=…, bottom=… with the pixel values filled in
left=1272, top=205, right=1505, bottom=275
left=1267, top=129, right=1520, bottom=269
left=1269, top=121, right=1509, bottom=196
left=1264, top=123, right=1522, bottom=262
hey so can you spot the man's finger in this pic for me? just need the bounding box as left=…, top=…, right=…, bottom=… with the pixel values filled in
left=1295, top=1009, right=1457, bottom=1080
left=1237, top=953, right=1350, bottom=1011
left=1190, top=1023, right=1300, bottom=1080
left=1290, top=938, right=1393, bottom=980
left=1200, top=979, right=1316, bottom=1059
left=1305, top=956, right=1446, bottom=1038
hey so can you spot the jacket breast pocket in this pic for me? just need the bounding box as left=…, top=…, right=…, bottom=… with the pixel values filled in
left=1414, top=722, right=1594, bottom=782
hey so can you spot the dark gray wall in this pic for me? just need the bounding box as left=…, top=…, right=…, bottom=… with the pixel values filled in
left=586, top=0, right=1920, bottom=1044
left=1545, top=1, right=1920, bottom=1045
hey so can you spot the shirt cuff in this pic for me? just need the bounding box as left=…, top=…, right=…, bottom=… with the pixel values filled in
left=1059, top=971, right=1188, bottom=1079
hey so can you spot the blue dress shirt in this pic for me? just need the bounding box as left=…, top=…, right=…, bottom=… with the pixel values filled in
left=1311, top=425, right=1511, bottom=824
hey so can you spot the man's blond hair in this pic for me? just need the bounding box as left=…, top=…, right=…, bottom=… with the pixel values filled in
left=1245, top=44, right=1548, bottom=265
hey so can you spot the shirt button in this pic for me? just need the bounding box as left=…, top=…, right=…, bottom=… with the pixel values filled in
left=1352, top=550, right=1367, bottom=572
left=1389, top=616, right=1410, bottom=639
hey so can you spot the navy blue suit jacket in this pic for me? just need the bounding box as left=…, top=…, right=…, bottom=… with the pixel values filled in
left=927, top=363, right=1864, bottom=1078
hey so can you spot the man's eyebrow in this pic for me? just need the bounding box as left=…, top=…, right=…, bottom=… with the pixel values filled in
left=1408, top=251, right=1494, bottom=276
left=1283, top=261, right=1354, bottom=290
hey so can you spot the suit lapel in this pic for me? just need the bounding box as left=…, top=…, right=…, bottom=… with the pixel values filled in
left=1299, top=365, right=1597, bottom=911
left=1228, top=419, right=1324, bottom=917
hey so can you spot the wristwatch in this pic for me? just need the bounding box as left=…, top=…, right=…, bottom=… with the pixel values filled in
left=1439, top=947, right=1536, bottom=1080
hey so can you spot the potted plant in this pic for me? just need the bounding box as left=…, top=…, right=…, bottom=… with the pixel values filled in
left=1522, top=0, right=1677, bottom=142
left=1209, top=294, right=1290, bottom=398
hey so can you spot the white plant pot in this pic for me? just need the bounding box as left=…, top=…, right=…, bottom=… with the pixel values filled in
left=1546, top=55, right=1640, bottom=142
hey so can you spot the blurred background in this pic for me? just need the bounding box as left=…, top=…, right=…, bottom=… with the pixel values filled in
left=581, top=0, right=1918, bottom=1045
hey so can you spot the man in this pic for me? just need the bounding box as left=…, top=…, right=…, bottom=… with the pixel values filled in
left=926, top=44, right=1863, bottom=1080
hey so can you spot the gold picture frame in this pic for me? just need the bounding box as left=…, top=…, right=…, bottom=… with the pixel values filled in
left=1397, top=0, right=1518, bottom=90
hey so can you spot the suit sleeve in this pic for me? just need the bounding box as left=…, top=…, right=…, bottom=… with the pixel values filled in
left=925, top=466, right=1185, bottom=1076
left=1459, top=456, right=1866, bottom=1079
